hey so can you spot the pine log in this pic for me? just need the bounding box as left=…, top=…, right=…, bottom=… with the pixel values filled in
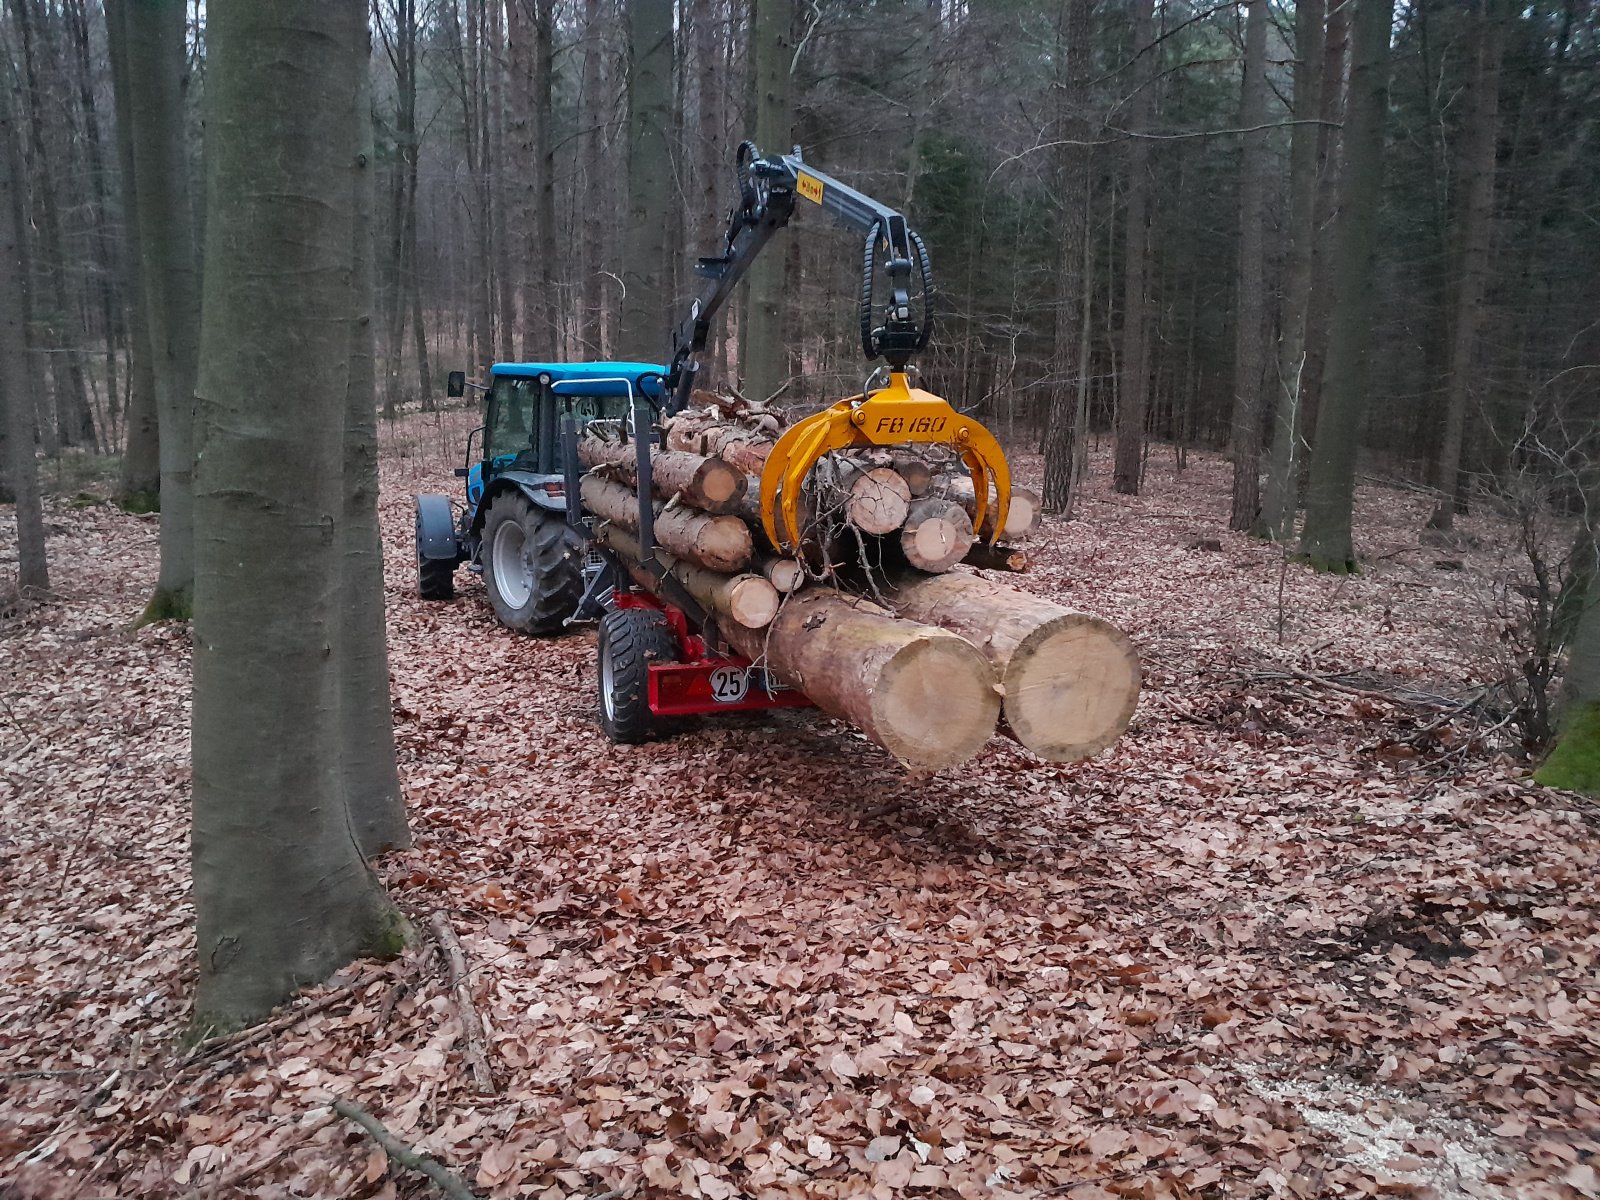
left=577, top=432, right=745, bottom=513
left=719, top=590, right=1001, bottom=771
left=665, top=413, right=775, bottom=476
left=888, top=450, right=936, bottom=497
left=759, top=555, right=806, bottom=593
left=580, top=474, right=752, bottom=572
left=963, top=542, right=1030, bottom=573
left=811, top=458, right=910, bottom=535
left=884, top=569, right=1139, bottom=762
left=598, top=526, right=778, bottom=628
left=942, top=476, right=1044, bottom=541
left=900, top=497, right=975, bottom=573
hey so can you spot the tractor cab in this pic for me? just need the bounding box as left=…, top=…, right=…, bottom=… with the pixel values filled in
left=415, top=361, right=666, bottom=633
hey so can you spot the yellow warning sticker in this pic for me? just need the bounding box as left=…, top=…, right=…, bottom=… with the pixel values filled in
left=795, top=170, right=825, bottom=205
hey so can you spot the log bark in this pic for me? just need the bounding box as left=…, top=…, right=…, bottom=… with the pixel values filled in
left=900, top=498, right=975, bottom=573
left=720, top=590, right=1002, bottom=772
left=889, top=450, right=936, bottom=497
left=581, top=474, right=752, bottom=572
left=598, top=526, right=779, bottom=628
left=884, top=569, right=1139, bottom=762
left=578, top=431, right=745, bottom=513
left=664, top=412, right=776, bottom=476
left=941, top=476, right=1044, bottom=541
left=963, top=543, right=1030, bottom=573
left=759, top=555, right=806, bottom=593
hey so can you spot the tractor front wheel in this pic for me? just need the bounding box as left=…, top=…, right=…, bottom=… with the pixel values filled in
left=482, top=493, right=583, bottom=634
left=597, top=607, right=679, bottom=743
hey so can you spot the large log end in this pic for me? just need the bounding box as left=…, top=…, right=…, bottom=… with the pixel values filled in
left=872, top=632, right=1003, bottom=771
left=1006, top=614, right=1140, bottom=762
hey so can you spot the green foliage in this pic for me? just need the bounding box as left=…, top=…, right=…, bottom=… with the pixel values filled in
left=1534, top=701, right=1600, bottom=795
left=135, top=583, right=192, bottom=627
left=116, top=488, right=162, bottom=515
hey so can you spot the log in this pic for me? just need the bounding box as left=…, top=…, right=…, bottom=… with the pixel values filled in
left=942, top=476, right=1044, bottom=541
left=809, top=457, right=911, bottom=535
left=884, top=569, right=1139, bottom=762
left=899, top=497, right=975, bottom=573
left=888, top=451, right=936, bottom=497
left=577, top=432, right=745, bottom=514
left=963, top=542, right=1030, bottom=573
left=581, top=474, right=752, bottom=573
left=719, top=590, right=1001, bottom=772
left=665, top=412, right=775, bottom=476
left=598, top=526, right=779, bottom=629
left=758, top=555, right=806, bottom=593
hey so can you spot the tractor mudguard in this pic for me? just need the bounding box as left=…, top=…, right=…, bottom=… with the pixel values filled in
left=415, top=493, right=462, bottom=562
left=470, top=473, right=569, bottom=534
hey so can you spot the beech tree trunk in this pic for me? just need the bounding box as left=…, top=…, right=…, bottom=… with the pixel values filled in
left=1228, top=0, right=1269, bottom=532
left=340, top=55, right=410, bottom=858
left=122, top=0, right=199, bottom=622
left=1427, top=0, right=1505, bottom=532
left=720, top=589, right=1002, bottom=772
left=742, top=0, right=793, bottom=402
left=1300, top=0, right=1395, bottom=573
left=192, top=0, right=405, bottom=1031
left=581, top=474, right=754, bottom=572
left=1112, top=0, right=1156, bottom=496
left=0, top=81, right=47, bottom=594
left=106, top=0, right=161, bottom=512
left=620, top=0, right=674, bottom=361
left=1258, top=0, right=1326, bottom=541
left=885, top=569, right=1141, bottom=762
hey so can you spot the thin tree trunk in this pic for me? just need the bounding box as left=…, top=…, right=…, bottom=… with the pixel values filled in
left=533, top=0, right=559, bottom=357
left=1042, top=0, right=1092, bottom=516
left=1258, top=0, right=1325, bottom=541
left=620, top=0, right=675, bottom=362
left=107, top=0, right=161, bottom=511
left=741, top=0, right=792, bottom=401
left=1228, top=0, right=1269, bottom=531
left=122, top=0, right=200, bottom=622
left=489, top=0, right=514, bottom=366
left=1299, top=0, right=1395, bottom=573
left=1112, top=0, right=1156, bottom=495
left=341, top=51, right=410, bottom=856
left=1, top=81, right=48, bottom=593
left=1426, top=0, right=1505, bottom=532
left=192, top=0, right=405, bottom=1031
left=579, top=0, right=608, bottom=356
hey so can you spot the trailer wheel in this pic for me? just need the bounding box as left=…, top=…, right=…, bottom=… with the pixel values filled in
left=482, top=492, right=583, bottom=634
left=598, top=608, right=678, bottom=744
left=418, top=555, right=456, bottom=601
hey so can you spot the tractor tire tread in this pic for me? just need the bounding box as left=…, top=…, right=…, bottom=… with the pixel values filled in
left=598, top=608, right=679, bottom=744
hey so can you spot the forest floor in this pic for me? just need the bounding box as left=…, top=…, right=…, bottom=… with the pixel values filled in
left=2, top=407, right=1598, bottom=1200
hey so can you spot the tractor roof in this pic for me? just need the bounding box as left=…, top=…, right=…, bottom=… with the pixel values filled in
left=490, top=361, right=667, bottom=396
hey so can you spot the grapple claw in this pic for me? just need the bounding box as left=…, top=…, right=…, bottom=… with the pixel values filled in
left=758, top=373, right=1011, bottom=553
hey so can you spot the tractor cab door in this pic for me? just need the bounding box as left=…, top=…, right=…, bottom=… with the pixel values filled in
left=484, top=375, right=547, bottom=476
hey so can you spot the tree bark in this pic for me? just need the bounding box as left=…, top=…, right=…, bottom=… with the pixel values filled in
left=1042, top=0, right=1092, bottom=516
left=1112, top=0, right=1156, bottom=496
left=122, top=0, right=199, bottom=622
left=192, top=0, right=405, bottom=1031
left=1228, top=0, right=1270, bottom=532
left=1426, top=0, right=1505, bottom=532
left=578, top=0, right=609, bottom=356
left=598, top=525, right=779, bottom=629
left=884, top=569, right=1140, bottom=762
left=106, top=0, right=161, bottom=511
left=1258, top=0, right=1326, bottom=541
left=1299, top=0, right=1395, bottom=573
left=578, top=431, right=747, bottom=513
left=340, top=46, right=410, bottom=857
left=0, top=80, right=48, bottom=594
left=941, top=476, right=1043, bottom=542
left=620, top=0, right=674, bottom=361
left=741, top=0, right=793, bottom=402
left=581, top=474, right=754, bottom=572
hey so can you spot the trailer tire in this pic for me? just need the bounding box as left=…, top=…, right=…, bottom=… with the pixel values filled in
left=598, top=607, right=679, bottom=744
left=418, top=555, right=456, bottom=601
left=483, top=492, right=583, bottom=634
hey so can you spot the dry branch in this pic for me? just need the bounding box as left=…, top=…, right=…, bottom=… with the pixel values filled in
left=427, top=912, right=495, bottom=1094
left=330, top=1097, right=480, bottom=1200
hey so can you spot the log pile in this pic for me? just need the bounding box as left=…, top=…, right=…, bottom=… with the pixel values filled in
left=582, top=394, right=1139, bottom=771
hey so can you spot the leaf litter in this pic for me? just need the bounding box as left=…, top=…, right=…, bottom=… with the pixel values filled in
left=1, top=412, right=1596, bottom=1198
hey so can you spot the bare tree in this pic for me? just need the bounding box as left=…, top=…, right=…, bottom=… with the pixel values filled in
left=1113, top=0, right=1156, bottom=496
left=1228, top=0, right=1268, bottom=532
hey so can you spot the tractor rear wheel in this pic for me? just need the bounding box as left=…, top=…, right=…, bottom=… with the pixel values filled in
left=418, top=555, right=455, bottom=601
left=597, top=607, right=679, bottom=743
left=482, top=492, right=583, bottom=634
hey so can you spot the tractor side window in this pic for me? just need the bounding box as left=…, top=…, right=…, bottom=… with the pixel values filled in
left=486, top=378, right=540, bottom=462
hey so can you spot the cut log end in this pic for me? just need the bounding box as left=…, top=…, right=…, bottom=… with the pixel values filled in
left=844, top=466, right=912, bottom=535
left=725, top=575, right=781, bottom=628
left=872, top=634, right=1002, bottom=770
left=760, top=556, right=806, bottom=593
left=901, top=498, right=975, bottom=573
left=1006, top=614, right=1141, bottom=762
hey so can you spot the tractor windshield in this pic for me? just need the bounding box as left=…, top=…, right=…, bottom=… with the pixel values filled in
left=486, top=376, right=541, bottom=462
left=485, top=376, right=635, bottom=474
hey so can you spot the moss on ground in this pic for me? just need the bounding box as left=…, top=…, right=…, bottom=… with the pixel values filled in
left=135, top=584, right=192, bottom=627
left=1535, top=701, right=1600, bottom=796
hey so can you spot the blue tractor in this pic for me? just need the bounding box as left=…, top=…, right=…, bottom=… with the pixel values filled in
left=414, top=362, right=666, bottom=635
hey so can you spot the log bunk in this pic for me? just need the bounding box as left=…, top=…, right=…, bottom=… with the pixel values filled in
left=581, top=392, right=1140, bottom=773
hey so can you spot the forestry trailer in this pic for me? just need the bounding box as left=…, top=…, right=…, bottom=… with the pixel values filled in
left=415, top=142, right=1139, bottom=770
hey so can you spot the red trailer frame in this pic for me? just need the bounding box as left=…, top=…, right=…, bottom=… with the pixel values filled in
left=612, top=591, right=812, bottom=718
